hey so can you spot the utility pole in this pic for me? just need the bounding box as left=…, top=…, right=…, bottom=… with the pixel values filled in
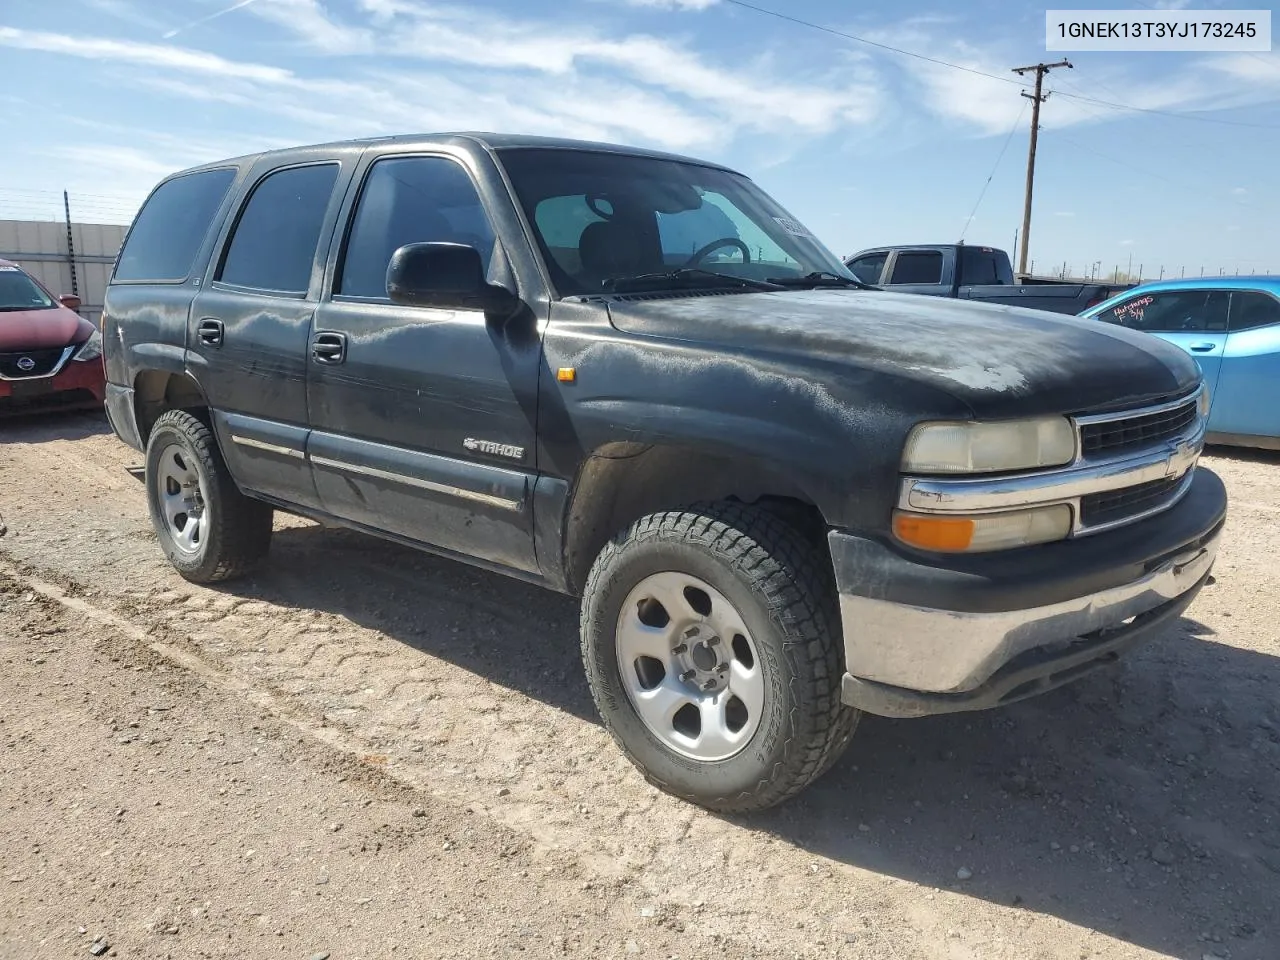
left=1012, top=59, right=1072, bottom=276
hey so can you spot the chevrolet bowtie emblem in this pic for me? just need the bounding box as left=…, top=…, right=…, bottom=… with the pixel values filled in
left=1164, top=438, right=1196, bottom=478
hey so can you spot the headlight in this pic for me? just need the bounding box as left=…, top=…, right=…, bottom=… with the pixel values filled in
left=72, top=330, right=102, bottom=362
left=893, top=504, right=1073, bottom=553
left=902, top=417, right=1076, bottom=474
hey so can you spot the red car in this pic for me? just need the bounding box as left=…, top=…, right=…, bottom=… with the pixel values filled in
left=0, top=258, right=105, bottom=415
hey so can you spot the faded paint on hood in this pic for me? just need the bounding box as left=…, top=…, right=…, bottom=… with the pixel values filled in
left=0, top=307, right=95, bottom=352
left=605, top=288, right=1201, bottom=418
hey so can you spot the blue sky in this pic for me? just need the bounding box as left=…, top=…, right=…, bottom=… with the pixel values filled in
left=1, top=0, right=1277, bottom=277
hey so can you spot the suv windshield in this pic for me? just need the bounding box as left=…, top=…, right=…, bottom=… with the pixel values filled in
left=0, top=265, right=55, bottom=311
left=499, top=149, right=855, bottom=296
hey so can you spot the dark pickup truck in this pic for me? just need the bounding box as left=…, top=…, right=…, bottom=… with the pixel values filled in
left=845, top=243, right=1123, bottom=314
left=103, top=133, right=1225, bottom=812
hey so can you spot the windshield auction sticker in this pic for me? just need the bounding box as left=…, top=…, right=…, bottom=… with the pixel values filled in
left=1046, top=10, right=1271, bottom=51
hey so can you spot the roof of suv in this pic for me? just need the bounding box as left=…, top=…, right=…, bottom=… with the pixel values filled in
left=175, top=132, right=741, bottom=179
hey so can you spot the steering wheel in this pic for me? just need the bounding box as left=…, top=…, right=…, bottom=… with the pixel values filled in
left=685, top=237, right=751, bottom=267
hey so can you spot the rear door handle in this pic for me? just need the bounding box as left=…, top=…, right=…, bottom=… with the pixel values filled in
left=312, top=331, right=348, bottom=365
left=1188, top=342, right=1217, bottom=353
left=197, top=318, right=224, bottom=347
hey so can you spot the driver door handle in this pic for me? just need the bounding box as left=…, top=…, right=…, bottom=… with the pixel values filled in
left=312, top=331, right=348, bottom=365
left=1189, top=342, right=1217, bottom=353
left=197, top=318, right=224, bottom=347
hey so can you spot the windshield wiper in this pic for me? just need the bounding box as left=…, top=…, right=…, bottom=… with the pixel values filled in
left=764, top=271, right=877, bottom=290
left=602, top=268, right=784, bottom=294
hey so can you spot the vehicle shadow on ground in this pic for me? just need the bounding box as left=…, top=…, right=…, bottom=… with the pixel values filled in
left=236, top=523, right=1278, bottom=959
left=1205, top=443, right=1280, bottom=466
left=0, top=410, right=109, bottom=442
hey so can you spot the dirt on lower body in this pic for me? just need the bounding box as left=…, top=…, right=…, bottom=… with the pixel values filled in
left=2, top=410, right=1278, bottom=960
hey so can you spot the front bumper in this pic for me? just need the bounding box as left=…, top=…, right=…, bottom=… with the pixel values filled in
left=0, top=358, right=106, bottom=415
left=830, top=467, right=1226, bottom=718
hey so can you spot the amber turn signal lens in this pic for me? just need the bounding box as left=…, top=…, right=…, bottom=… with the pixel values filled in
left=557, top=367, right=576, bottom=382
left=892, top=513, right=975, bottom=552
left=893, top=505, right=1073, bottom=553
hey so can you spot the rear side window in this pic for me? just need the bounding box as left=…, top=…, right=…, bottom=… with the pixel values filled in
left=846, top=253, right=886, bottom=284
left=1229, top=291, right=1280, bottom=332
left=219, top=163, right=339, bottom=294
left=887, top=251, right=943, bottom=285
left=959, top=247, right=1012, bottom=285
left=1100, top=290, right=1230, bottom=333
left=114, top=168, right=236, bottom=282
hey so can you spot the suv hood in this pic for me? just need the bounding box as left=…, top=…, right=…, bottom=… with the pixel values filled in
left=0, top=307, right=94, bottom=351
left=605, top=288, right=1200, bottom=418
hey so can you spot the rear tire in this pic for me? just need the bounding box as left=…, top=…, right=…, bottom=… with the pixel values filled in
left=145, top=409, right=272, bottom=583
left=580, top=502, right=858, bottom=812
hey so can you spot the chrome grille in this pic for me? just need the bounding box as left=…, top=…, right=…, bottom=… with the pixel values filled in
left=899, top=386, right=1207, bottom=541
left=1078, top=394, right=1199, bottom=459
left=1079, top=474, right=1187, bottom=529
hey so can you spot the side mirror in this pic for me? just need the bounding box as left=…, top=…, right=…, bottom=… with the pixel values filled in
left=59, top=294, right=82, bottom=311
left=386, top=242, right=517, bottom=315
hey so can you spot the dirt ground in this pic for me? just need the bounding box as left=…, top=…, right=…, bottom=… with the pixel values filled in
left=1, top=410, right=1277, bottom=960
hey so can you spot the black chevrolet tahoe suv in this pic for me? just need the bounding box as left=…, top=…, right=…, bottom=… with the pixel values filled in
left=103, top=134, right=1227, bottom=812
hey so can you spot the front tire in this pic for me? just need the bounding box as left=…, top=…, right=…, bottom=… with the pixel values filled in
left=145, top=409, right=273, bottom=583
left=580, top=502, right=858, bottom=812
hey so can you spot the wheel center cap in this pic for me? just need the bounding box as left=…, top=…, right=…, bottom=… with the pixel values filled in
left=691, top=642, right=718, bottom=671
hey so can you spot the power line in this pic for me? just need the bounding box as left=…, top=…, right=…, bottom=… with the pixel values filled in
left=1051, top=89, right=1280, bottom=129
left=720, top=0, right=1022, bottom=87
left=959, top=100, right=1026, bottom=242
left=0, top=187, right=141, bottom=202
left=718, top=0, right=1280, bottom=130
left=1042, top=126, right=1254, bottom=205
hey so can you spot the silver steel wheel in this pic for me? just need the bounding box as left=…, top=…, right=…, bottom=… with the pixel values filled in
left=154, top=441, right=209, bottom=557
left=615, top=571, right=765, bottom=762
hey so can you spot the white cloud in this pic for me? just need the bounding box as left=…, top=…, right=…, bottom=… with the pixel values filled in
left=82, top=0, right=174, bottom=32
left=624, top=0, right=720, bottom=9
left=1203, top=50, right=1280, bottom=85
left=0, top=27, right=291, bottom=83
left=245, top=0, right=373, bottom=52
left=855, top=16, right=1280, bottom=137
left=323, top=2, right=878, bottom=132
left=1232, top=186, right=1248, bottom=196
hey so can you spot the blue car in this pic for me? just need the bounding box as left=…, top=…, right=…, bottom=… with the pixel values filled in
left=1081, top=277, right=1280, bottom=450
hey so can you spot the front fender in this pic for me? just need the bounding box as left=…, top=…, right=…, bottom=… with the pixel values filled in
left=538, top=319, right=971, bottom=534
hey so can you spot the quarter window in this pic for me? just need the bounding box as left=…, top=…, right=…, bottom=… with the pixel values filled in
left=887, top=251, right=943, bottom=285
left=339, top=156, right=495, bottom=300
left=846, top=253, right=887, bottom=285
left=219, top=163, right=339, bottom=294
left=1100, top=290, right=1229, bottom=333
left=114, top=168, right=236, bottom=282
left=959, top=247, right=1011, bottom=285
left=1228, top=291, right=1280, bottom=332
